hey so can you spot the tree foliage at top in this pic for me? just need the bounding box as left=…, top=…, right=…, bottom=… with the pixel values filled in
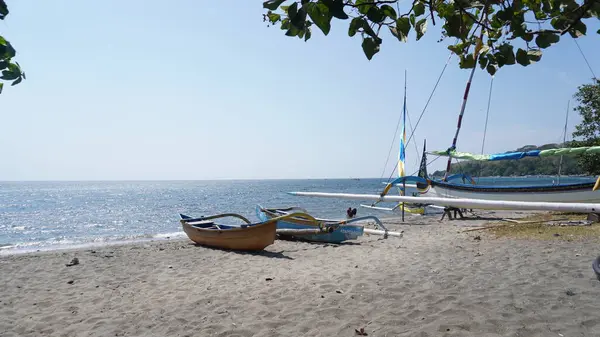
left=262, top=0, right=600, bottom=75
left=571, top=79, right=600, bottom=174
left=0, top=0, right=25, bottom=94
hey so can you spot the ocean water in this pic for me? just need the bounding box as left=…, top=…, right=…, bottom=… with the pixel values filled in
left=0, top=176, right=596, bottom=254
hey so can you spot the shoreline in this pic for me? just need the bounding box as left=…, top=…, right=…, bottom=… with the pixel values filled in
left=0, top=233, right=187, bottom=257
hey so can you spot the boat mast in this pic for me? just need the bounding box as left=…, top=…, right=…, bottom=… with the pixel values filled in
left=443, top=8, right=489, bottom=182
left=557, top=100, right=570, bottom=184
left=442, top=59, right=479, bottom=181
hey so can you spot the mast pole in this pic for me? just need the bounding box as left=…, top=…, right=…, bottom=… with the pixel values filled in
left=443, top=7, right=489, bottom=181
left=401, top=69, right=407, bottom=222
left=443, top=60, right=479, bottom=181
left=557, top=100, right=570, bottom=184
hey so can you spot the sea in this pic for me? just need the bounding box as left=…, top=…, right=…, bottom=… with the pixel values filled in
left=1, top=176, right=596, bottom=254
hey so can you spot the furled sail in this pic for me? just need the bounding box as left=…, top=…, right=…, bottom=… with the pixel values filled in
left=429, top=145, right=600, bottom=162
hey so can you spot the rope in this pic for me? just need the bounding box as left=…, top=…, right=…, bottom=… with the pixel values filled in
left=378, top=102, right=405, bottom=181
left=480, top=75, right=494, bottom=155
left=477, top=75, right=495, bottom=181
left=407, top=155, right=442, bottom=177
left=405, top=107, right=421, bottom=168
left=405, top=49, right=455, bottom=146
left=573, top=37, right=597, bottom=80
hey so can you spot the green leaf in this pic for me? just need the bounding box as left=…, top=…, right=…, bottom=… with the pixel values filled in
left=415, top=19, right=427, bottom=41
left=288, top=2, right=298, bottom=20
left=267, top=12, right=281, bottom=23
left=498, top=44, right=515, bottom=65
left=448, top=42, right=465, bottom=55
left=409, top=14, right=415, bottom=26
left=285, top=24, right=301, bottom=36
left=361, top=37, right=380, bottom=60
left=366, top=6, right=385, bottom=23
left=1, top=69, right=18, bottom=80
left=413, top=2, right=425, bottom=16
left=304, top=28, right=312, bottom=41
left=0, top=0, right=8, bottom=20
left=307, top=2, right=331, bottom=35
left=380, top=5, right=397, bottom=20
left=569, top=21, right=587, bottom=38
left=486, top=64, right=497, bottom=76
left=0, top=60, right=7, bottom=69
left=263, top=0, right=286, bottom=11
left=391, top=17, right=410, bottom=42
left=516, top=48, right=530, bottom=66
left=459, top=54, right=476, bottom=69
left=292, top=9, right=308, bottom=30
left=348, top=17, right=363, bottom=37
left=397, top=17, right=410, bottom=36
left=597, top=29, right=600, bottom=34
left=0, top=41, right=15, bottom=60
left=444, top=14, right=464, bottom=38
left=478, top=54, right=488, bottom=69
left=527, top=49, right=542, bottom=63
left=0, top=82, right=3, bottom=94
left=11, top=76, right=21, bottom=86
left=535, top=31, right=559, bottom=49
left=323, top=0, right=348, bottom=19
left=389, top=27, right=407, bottom=42
left=0, top=35, right=6, bottom=45
left=354, top=0, right=373, bottom=15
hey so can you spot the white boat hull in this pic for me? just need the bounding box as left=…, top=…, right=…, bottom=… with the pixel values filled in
left=428, top=184, right=600, bottom=203
left=288, top=191, right=600, bottom=213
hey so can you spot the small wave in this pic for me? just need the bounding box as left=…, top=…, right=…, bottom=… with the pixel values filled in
left=0, top=231, right=187, bottom=256
left=153, top=232, right=186, bottom=239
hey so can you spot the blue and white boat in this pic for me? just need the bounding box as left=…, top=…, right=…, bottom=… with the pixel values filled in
left=256, top=205, right=400, bottom=243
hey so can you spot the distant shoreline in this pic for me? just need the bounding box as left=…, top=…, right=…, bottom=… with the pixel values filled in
left=0, top=175, right=597, bottom=183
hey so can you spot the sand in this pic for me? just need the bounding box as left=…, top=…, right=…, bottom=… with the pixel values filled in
left=1, top=211, right=600, bottom=337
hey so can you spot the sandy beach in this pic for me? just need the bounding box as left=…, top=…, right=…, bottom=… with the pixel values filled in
left=1, top=211, right=599, bottom=337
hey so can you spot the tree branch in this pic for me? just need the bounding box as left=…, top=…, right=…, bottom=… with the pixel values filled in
left=454, top=2, right=494, bottom=31
left=345, top=0, right=398, bottom=7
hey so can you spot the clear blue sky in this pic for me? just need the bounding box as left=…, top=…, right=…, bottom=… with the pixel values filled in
left=1, top=1, right=598, bottom=180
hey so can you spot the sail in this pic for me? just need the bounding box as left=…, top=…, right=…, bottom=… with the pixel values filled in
left=398, top=73, right=407, bottom=178
left=398, top=101, right=406, bottom=177
left=429, top=145, right=600, bottom=162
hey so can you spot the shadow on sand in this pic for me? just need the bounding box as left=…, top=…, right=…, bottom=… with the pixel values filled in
left=191, top=243, right=294, bottom=260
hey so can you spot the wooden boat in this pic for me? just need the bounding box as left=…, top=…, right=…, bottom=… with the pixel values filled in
left=179, top=212, right=341, bottom=251
left=256, top=205, right=402, bottom=243
left=179, top=213, right=277, bottom=251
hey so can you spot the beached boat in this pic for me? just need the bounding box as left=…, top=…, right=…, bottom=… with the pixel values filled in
left=424, top=147, right=600, bottom=203
left=179, top=213, right=277, bottom=251
left=256, top=205, right=402, bottom=243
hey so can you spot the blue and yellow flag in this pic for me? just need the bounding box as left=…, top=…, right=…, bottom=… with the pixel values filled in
left=398, top=84, right=407, bottom=178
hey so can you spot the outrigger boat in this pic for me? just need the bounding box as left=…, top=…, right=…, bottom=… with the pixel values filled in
left=256, top=205, right=402, bottom=243
left=179, top=212, right=336, bottom=251
left=179, top=213, right=278, bottom=251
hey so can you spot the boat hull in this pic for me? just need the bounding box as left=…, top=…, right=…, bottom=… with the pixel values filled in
left=429, top=181, right=600, bottom=203
left=256, top=206, right=363, bottom=243
left=180, top=220, right=276, bottom=251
